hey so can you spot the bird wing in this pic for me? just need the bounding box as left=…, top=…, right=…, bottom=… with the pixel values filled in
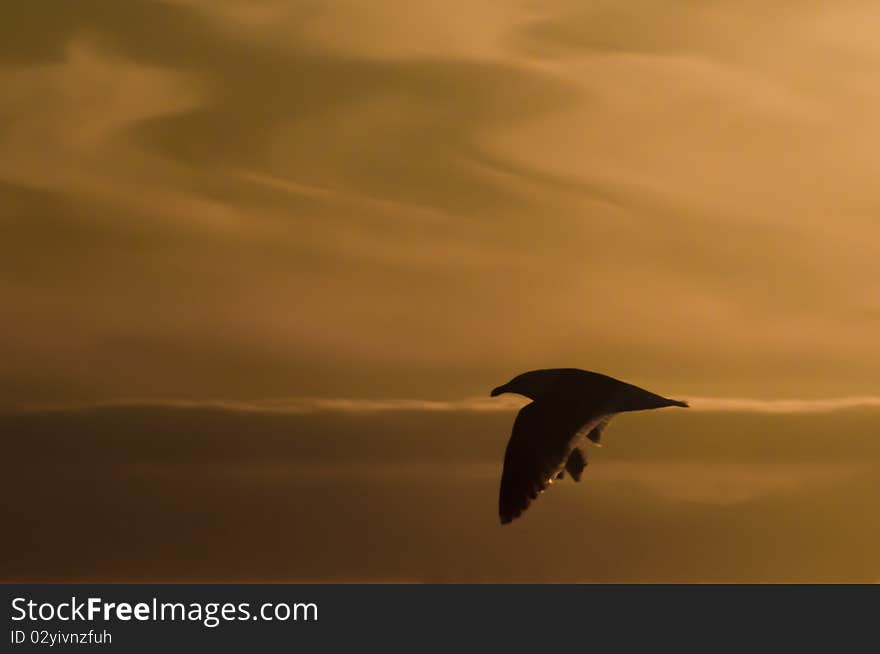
left=499, top=401, right=597, bottom=524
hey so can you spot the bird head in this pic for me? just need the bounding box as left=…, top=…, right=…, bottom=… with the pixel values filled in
left=490, top=369, right=564, bottom=400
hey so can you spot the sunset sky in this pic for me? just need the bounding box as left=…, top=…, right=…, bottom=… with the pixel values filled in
left=2, top=1, right=879, bottom=581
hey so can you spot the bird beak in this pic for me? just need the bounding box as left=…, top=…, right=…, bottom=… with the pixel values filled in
left=490, top=385, right=507, bottom=397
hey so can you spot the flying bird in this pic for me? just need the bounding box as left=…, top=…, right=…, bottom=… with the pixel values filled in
left=491, top=368, right=688, bottom=524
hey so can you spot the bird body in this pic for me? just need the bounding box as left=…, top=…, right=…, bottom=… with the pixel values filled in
left=491, top=368, right=688, bottom=524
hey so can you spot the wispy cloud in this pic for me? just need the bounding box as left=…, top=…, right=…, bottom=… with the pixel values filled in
left=686, top=396, right=880, bottom=413
left=85, top=460, right=868, bottom=505
left=12, top=394, right=880, bottom=414
left=10, top=396, right=524, bottom=414
left=591, top=462, right=864, bottom=505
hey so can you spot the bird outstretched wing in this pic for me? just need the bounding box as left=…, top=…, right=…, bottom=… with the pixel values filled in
left=499, top=401, right=588, bottom=524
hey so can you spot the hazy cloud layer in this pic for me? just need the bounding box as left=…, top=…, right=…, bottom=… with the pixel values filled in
left=3, top=405, right=879, bottom=581
left=3, top=1, right=880, bottom=405
left=14, top=395, right=880, bottom=415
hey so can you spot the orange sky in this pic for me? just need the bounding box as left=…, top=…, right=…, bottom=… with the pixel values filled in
left=3, top=0, right=880, bottom=406
left=2, top=1, right=879, bottom=582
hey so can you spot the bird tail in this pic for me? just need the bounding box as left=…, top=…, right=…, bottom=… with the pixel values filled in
left=619, top=385, right=689, bottom=412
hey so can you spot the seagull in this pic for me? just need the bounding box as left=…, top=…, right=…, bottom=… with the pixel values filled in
left=490, top=368, right=688, bottom=524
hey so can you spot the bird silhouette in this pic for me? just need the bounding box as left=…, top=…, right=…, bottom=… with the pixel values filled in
left=491, top=368, right=688, bottom=524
